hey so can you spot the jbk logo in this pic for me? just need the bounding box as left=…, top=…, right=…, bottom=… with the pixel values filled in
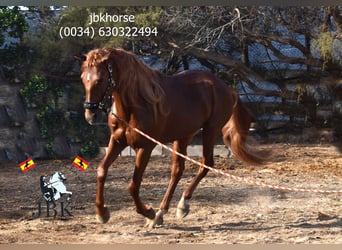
left=40, top=171, right=72, bottom=202
left=19, top=158, right=89, bottom=220
left=30, top=171, right=74, bottom=219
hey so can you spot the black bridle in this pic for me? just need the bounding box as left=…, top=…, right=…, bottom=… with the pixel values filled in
left=83, top=64, right=116, bottom=114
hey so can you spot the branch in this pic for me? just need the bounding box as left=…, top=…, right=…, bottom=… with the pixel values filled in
left=247, top=32, right=323, bottom=68
left=185, top=46, right=259, bottom=79
left=183, top=47, right=297, bottom=99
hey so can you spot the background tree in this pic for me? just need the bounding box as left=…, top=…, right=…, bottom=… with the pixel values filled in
left=157, top=6, right=342, bottom=134
left=0, top=6, right=29, bottom=78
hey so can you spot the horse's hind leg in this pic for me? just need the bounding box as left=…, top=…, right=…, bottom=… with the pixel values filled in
left=149, top=137, right=192, bottom=228
left=176, top=127, right=218, bottom=219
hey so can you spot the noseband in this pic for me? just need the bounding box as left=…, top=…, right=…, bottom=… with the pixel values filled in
left=83, top=64, right=116, bottom=114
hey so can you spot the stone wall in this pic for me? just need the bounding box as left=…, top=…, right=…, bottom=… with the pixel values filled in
left=0, top=68, right=47, bottom=162
left=0, top=68, right=93, bottom=162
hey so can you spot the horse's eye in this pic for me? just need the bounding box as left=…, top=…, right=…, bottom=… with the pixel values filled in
left=97, top=79, right=104, bottom=85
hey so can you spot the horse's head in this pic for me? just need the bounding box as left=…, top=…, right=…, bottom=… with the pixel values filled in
left=76, top=47, right=167, bottom=124
left=57, top=171, right=66, bottom=182
left=75, top=48, right=116, bottom=125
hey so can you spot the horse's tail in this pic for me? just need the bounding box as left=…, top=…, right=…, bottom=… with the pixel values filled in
left=222, top=92, right=269, bottom=165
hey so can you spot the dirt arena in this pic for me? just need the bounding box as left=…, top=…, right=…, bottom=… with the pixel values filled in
left=0, top=143, right=341, bottom=244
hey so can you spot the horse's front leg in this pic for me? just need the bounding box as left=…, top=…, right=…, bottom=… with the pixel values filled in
left=96, top=135, right=126, bottom=223
left=65, top=191, right=72, bottom=201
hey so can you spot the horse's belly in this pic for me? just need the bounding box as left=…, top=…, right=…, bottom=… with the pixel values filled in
left=160, top=113, right=206, bottom=142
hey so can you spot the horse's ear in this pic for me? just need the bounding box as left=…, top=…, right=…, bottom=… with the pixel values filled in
left=100, top=54, right=110, bottom=62
left=74, top=55, right=87, bottom=62
left=99, top=49, right=112, bottom=62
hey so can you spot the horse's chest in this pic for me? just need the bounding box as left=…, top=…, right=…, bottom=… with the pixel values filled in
left=124, top=126, right=150, bottom=149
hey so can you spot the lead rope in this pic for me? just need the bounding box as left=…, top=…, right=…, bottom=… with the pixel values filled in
left=111, top=111, right=342, bottom=194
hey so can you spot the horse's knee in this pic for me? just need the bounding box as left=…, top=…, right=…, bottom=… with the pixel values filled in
left=97, top=166, right=106, bottom=178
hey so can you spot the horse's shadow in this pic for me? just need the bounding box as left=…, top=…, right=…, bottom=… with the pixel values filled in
left=290, top=219, right=342, bottom=229
left=166, top=217, right=342, bottom=234
left=169, top=221, right=279, bottom=232
left=211, top=221, right=279, bottom=232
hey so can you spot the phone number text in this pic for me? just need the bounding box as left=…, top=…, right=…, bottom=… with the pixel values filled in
left=59, top=26, right=158, bottom=39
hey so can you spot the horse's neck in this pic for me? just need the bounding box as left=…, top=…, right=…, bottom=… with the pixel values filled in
left=50, top=174, right=58, bottom=183
left=112, top=92, right=131, bottom=120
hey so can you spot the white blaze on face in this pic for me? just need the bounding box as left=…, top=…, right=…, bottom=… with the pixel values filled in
left=86, top=73, right=91, bottom=81
left=112, top=100, right=117, bottom=114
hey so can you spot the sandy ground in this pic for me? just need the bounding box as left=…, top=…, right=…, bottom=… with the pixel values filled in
left=0, top=142, right=341, bottom=244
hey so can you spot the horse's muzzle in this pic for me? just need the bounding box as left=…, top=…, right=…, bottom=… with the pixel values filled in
left=84, top=109, right=98, bottom=125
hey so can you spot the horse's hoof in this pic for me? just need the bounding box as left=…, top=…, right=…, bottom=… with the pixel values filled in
left=144, top=217, right=155, bottom=229
left=96, top=206, right=110, bottom=223
left=176, top=206, right=190, bottom=219
left=154, top=209, right=165, bottom=226
left=144, top=209, right=165, bottom=229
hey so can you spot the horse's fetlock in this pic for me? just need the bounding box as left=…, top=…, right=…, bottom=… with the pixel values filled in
left=147, top=207, right=156, bottom=220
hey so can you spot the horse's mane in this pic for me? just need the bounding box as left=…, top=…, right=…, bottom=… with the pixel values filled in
left=84, top=48, right=166, bottom=119
left=82, top=48, right=112, bottom=68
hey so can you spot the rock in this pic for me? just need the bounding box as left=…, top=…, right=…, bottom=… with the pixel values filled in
left=51, top=136, right=73, bottom=157
left=0, top=106, right=10, bottom=126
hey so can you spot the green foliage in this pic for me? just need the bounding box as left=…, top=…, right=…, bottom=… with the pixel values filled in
left=0, top=7, right=29, bottom=77
left=23, top=27, right=75, bottom=76
left=45, top=141, right=54, bottom=156
left=0, top=6, right=28, bottom=45
left=80, top=140, right=99, bottom=158
left=36, top=102, right=64, bottom=137
left=20, top=75, right=48, bottom=107
left=20, top=75, right=64, bottom=140
left=134, top=7, right=163, bottom=27
left=19, top=74, right=103, bottom=158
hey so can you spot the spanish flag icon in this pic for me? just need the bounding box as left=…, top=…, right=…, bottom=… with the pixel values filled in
left=72, top=156, right=89, bottom=171
left=19, top=158, right=36, bottom=172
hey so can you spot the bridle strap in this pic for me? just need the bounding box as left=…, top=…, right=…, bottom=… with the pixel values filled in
left=107, top=64, right=115, bottom=89
left=83, top=102, right=100, bottom=110
left=83, top=64, right=116, bottom=114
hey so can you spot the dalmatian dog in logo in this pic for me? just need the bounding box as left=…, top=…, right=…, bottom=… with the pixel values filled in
left=40, top=171, right=72, bottom=202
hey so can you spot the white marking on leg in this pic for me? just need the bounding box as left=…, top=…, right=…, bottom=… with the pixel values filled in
left=155, top=209, right=166, bottom=226
left=177, top=195, right=185, bottom=208
left=176, top=195, right=190, bottom=219
left=145, top=209, right=166, bottom=229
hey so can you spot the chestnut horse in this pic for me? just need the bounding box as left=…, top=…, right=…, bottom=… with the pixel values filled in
left=76, top=47, right=267, bottom=228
